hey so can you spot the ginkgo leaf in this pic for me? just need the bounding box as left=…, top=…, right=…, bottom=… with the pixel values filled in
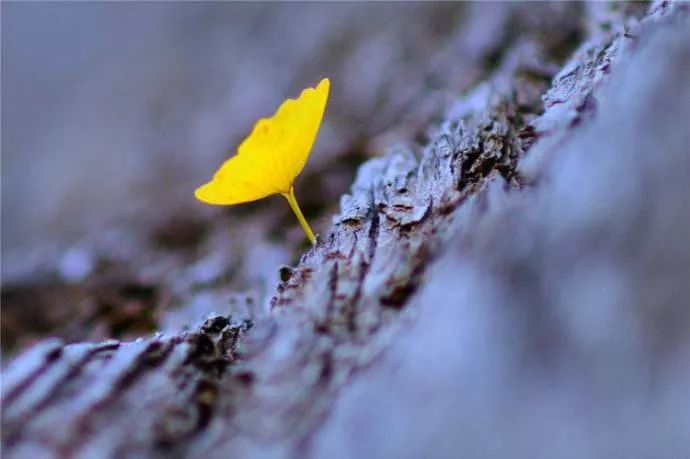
left=194, top=78, right=330, bottom=245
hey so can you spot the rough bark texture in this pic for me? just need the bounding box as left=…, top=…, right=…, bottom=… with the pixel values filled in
left=3, top=2, right=690, bottom=458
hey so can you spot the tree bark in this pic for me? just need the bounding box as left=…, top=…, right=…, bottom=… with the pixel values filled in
left=3, top=2, right=690, bottom=458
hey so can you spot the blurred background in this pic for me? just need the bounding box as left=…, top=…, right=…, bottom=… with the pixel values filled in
left=2, top=2, right=504, bottom=353
left=2, top=2, right=468, bottom=252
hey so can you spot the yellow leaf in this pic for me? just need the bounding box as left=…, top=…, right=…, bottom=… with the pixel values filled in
left=194, top=78, right=330, bottom=244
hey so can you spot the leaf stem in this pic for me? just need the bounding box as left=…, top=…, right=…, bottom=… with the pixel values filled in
left=283, top=186, right=316, bottom=245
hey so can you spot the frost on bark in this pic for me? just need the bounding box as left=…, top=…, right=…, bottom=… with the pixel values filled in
left=3, top=2, right=690, bottom=458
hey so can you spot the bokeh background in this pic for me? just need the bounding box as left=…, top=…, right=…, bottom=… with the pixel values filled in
left=2, top=2, right=466, bottom=251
